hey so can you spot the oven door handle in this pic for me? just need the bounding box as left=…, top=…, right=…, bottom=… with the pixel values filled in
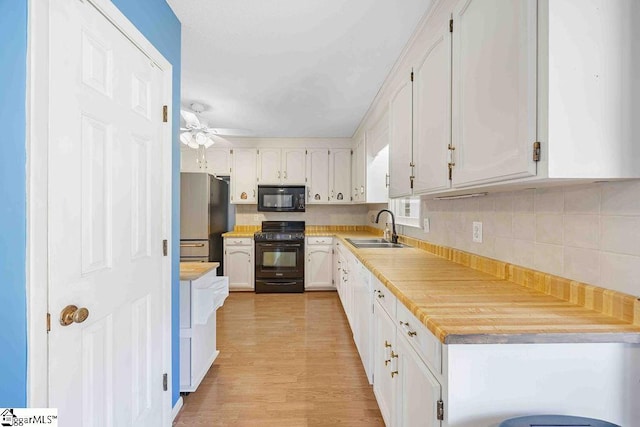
left=257, top=243, right=302, bottom=248
left=262, top=282, right=298, bottom=286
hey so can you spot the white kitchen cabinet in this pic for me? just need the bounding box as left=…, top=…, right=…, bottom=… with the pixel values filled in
left=329, top=148, right=352, bottom=203
left=223, top=237, right=254, bottom=291
left=257, top=148, right=281, bottom=184
left=351, top=137, right=365, bottom=203
left=180, top=269, right=229, bottom=393
left=181, top=147, right=231, bottom=176
left=365, top=111, right=390, bottom=204
left=305, top=236, right=334, bottom=291
left=306, top=148, right=330, bottom=203
left=413, top=23, right=452, bottom=195
left=450, top=0, right=537, bottom=188
left=257, top=148, right=306, bottom=185
left=388, top=76, right=413, bottom=198
left=230, top=148, right=257, bottom=203
left=396, top=332, right=442, bottom=427
left=353, top=260, right=373, bottom=384
left=282, top=148, right=306, bottom=184
left=373, top=293, right=398, bottom=427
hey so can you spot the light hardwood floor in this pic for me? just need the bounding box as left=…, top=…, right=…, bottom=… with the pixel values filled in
left=174, top=291, right=384, bottom=426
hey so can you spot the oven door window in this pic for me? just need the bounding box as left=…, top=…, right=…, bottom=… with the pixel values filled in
left=262, top=194, right=293, bottom=209
left=262, top=250, right=297, bottom=268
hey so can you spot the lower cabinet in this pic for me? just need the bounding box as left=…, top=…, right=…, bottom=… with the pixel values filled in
left=372, top=276, right=443, bottom=427
left=223, top=237, right=254, bottom=291
left=305, top=237, right=334, bottom=290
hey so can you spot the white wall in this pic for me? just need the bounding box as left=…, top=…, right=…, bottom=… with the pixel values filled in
left=393, top=181, right=640, bottom=297
left=236, top=203, right=382, bottom=226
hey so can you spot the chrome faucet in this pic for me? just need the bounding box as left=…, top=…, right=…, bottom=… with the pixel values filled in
left=375, top=209, right=398, bottom=244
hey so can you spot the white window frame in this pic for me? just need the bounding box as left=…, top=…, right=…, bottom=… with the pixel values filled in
left=389, top=197, right=421, bottom=228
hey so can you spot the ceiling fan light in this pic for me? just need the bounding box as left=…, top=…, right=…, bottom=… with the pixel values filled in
left=195, top=132, right=207, bottom=146
left=187, top=139, right=199, bottom=149
left=203, top=136, right=215, bottom=148
left=180, top=132, right=193, bottom=145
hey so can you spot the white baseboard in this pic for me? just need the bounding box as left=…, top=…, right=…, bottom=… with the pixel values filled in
left=172, top=396, right=184, bottom=421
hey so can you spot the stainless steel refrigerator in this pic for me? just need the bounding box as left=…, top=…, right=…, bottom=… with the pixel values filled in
left=180, top=173, right=233, bottom=269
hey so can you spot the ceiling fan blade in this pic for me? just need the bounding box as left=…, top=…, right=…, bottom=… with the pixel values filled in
left=180, top=110, right=201, bottom=129
left=208, top=128, right=254, bottom=137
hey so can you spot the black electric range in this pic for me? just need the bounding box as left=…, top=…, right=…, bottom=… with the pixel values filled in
left=254, top=221, right=305, bottom=293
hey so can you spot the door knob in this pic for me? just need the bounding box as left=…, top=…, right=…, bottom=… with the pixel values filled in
left=59, top=305, right=90, bottom=326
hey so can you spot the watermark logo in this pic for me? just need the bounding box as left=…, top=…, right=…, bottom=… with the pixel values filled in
left=0, top=409, right=58, bottom=426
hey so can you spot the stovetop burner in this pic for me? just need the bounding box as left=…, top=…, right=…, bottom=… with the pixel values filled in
left=254, top=221, right=305, bottom=242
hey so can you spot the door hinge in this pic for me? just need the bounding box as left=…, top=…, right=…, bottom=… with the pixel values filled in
left=257, top=149, right=260, bottom=154
left=163, top=239, right=168, bottom=256
left=46, top=313, right=51, bottom=332
left=332, top=249, right=335, bottom=255
left=305, top=149, right=308, bottom=155
left=410, top=71, right=414, bottom=82
left=230, top=149, right=234, bottom=154
left=328, top=150, right=330, bottom=155
left=163, top=373, right=168, bottom=391
left=533, top=141, right=541, bottom=162
left=437, top=399, right=444, bottom=420
left=449, top=19, right=453, bottom=33
left=162, top=105, right=168, bottom=123
left=410, top=176, right=415, bottom=189
left=332, top=279, right=335, bottom=285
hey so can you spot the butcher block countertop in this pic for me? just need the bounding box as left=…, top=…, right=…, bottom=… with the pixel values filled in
left=328, top=230, right=640, bottom=345
left=179, top=262, right=220, bottom=281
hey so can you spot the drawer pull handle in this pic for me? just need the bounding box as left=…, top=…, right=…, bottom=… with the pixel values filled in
left=377, top=293, right=385, bottom=299
left=384, top=341, right=392, bottom=348
left=407, top=331, right=417, bottom=337
left=391, top=351, right=398, bottom=359
left=391, top=370, right=398, bottom=378
left=385, top=359, right=391, bottom=366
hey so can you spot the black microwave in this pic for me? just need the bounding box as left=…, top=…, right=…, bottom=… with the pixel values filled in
left=257, top=185, right=306, bottom=212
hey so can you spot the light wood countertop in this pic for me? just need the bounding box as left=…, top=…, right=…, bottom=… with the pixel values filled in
left=180, top=262, right=220, bottom=281
left=328, top=232, right=640, bottom=344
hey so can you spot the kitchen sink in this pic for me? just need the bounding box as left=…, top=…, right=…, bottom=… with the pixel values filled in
left=345, top=238, right=408, bottom=249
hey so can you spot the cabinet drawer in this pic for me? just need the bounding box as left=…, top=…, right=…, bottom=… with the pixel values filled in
left=307, top=236, right=333, bottom=245
left=396, top=301, right=442, bottom=374
left=372, top=277, right=396, bottom=318
left=225, top=237, right=252, bottom=246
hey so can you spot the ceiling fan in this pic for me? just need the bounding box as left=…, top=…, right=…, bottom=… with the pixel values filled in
left=180, top=102, right=252, bottom=149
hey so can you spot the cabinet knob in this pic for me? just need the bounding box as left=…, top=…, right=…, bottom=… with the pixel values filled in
left=377, top=293, right=385, bottom=299
left=391, top=351, right=398, bottom=359
left=385, top=359, right=391, bottom=366
left=391, top=370, right=398, bottom=378
left=384, top=340, right=392, bottom=348
left=407, top=331, right=417, bottom=337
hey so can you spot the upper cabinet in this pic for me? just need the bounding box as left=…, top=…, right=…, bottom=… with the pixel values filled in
left=450, top=0, right=537, bottom=188
left=351, top=137, right=365, bottom=203
left=306, top=148, right=330, bottom=203
left=384, top=0, right=640, bottom=198
left=257, top=148, right=306, bottom=185
left=230, top=148, right=257, bottom=204
left=388, top=77, right=413, bottom=198
left=180, top=147, right=231, bottom=176
left=329, top=149, right=352, bottom=203
left=413, top=23, right=452, bottom=195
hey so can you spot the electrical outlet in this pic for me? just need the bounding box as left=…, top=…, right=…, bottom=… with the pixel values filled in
left=472, top=221, right=483, bottom=243
left=253, top=214, right=260, bottom=222
left=423, top=218, right=430, bottom=233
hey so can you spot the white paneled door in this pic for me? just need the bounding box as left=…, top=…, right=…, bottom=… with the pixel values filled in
left=48, top=1, right=167, bottom=426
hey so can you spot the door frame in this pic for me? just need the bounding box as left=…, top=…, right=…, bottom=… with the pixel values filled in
left=26, top=0, right=174, bottom=423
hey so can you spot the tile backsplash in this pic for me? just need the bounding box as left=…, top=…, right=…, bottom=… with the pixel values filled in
left=392, top=181, right=640, bottom=297
left=236, top=203, right=386, bottom=226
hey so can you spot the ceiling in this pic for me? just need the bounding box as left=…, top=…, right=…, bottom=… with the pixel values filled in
left=166, top=0, right=433, bottom=138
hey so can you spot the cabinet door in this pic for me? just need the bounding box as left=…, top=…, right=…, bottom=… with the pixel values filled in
left=224, top=245, right=254, bottom=290
left=366, top=111, right=390, bottom=203
left=451, top=0, right=537, bottom=187
left=389, top=77, right=413, bottom=198
left=329, top=149, right=352, bottom=203
left=306, top=149, right=329, bottom=203
left=206, top=147, right=231, bottom=176
left=396, top=333, right=442, bottom=427
left=413, top=26, right=452, bottom=194
left=180, top=147, right=204, bottom=173
left=351, top=137, right=366, bottom=202
left=373, top=302, right=397, bottom=427
left=231, top=148, right=257, bottom=203
left=305, top=245, right=333, bottom=290
left=282, top=148, right=306, bottom=184
left=257, top=148, right=281, bottom=184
